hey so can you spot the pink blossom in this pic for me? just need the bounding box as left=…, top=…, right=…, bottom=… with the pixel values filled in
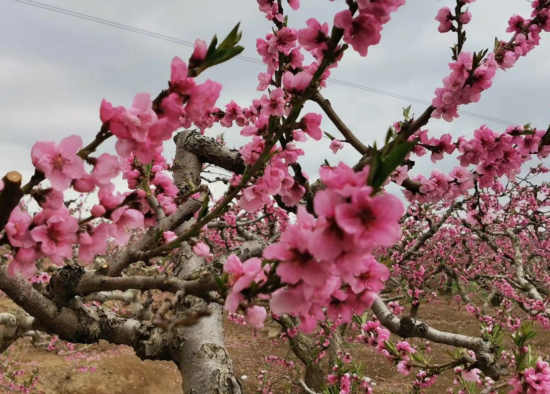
left=170, top=56, right=194, bottom=94
left=73, top=174, right=96, bottom=193
left=190, top=39, right=207, bottom=63
left=330, top=140, right=344, bottom=153
left=6, top=206, right=34, bottom=249
left=105, top=93, right=173, bottom=163
left=256, top=72, right=272, bottom=91
left=461, top=368, right=481, bottom=384
left=397, top=360, right=412, bottom=376
left=340, top=373, right=351, bottom=394
left=334, top=187, right=403, bottom=249
left=300, top=113, right=323, bottom=140
left=78, top=223, right=111, bottom=263
left=334, top=10, right=381, bottom=57
left=298, top=18, right=329, bottom=57
left=224, top=255, right=265, bottom=312
left=110, top=207, right=144, bottom=245
left=239, top=184, right=271, bottom=212
left=264, top=217, right=329, bottom=287
left=91, top=204, right=106, bottom=217
left=31, top=135, right=86, bottom=190
left=356, top=0, right=405, bottom=23
left=246, top=306, right=267, bottom=329
left=263, top=88, right=286, bottom=117
left=319, top=162, right=368, bottom=195
left=185, top=80, right=222, bottom=127
left=163, top=231, right=177, bottom=243
left=92, top=153, right=120, bottom=186
left=459, top=11, right=472, bottom=24
left=31, top=208, right=78, bottom=264
left=282, top=71, right=312, bottom=93
left=435, top=7, right=453, bottom=33
left=327, top=374, right=338, bottom=384
left=272, top=27, right=297, bottom=55
left=8, top=248, right=39, bottom=278
left=98, top=183, right=126, bottom=210
left=287, top=0, right=299, bottom=10
left=193, top=241, right=212, bottom=259
left=221, top=101, right=245, bottom=127
left=345, top=256, right=390, bottom=294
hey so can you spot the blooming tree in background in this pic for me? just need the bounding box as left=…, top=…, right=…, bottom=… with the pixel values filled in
left=0, top=0, right=549, bottom=392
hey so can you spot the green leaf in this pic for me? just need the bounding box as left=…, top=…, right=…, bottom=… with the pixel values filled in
left=218, top=23, right=242, bottom=50
left=369, top=139, right=416, bottom=189
left=384, top=340, right=398, bottom=356
left=191, top=23, right=244, bottom=76
left=206, top=35, right=218, bottom=57
left=402, top=105, right=412, bottom=121
left=411, top=351, right=427, bottom=365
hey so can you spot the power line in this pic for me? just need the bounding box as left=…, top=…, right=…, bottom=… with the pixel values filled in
left=14, top=0, right=516, bottom=126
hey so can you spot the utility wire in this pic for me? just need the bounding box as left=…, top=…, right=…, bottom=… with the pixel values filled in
left=14, top=0, right=516, bottom=126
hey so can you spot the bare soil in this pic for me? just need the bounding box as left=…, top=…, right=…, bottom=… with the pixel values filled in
left=1, top=296, right=549, bottom=393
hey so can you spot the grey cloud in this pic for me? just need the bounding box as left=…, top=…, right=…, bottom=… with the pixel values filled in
left=1, top=0, right=549, bottom=190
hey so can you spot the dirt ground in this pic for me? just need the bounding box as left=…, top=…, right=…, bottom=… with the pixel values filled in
left=0, top=295, right=549, bottom=393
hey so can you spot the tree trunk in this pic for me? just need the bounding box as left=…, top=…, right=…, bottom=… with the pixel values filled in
left=171, top=245, right=241, bottom=394
left=173, top=303, right=241, bottom=393
left=277, top=316, right=326, bottom=392
left=170, top=130, right=242, bottom=393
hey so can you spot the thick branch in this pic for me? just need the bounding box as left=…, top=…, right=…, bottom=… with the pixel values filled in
left=506, top=229, right=549, bottom=310
left=174, top=130, right=245, bottom=179
left=0, top=311, right=35, bottom=352
left=107, top=197, right=202, bottom=276
left=75, top=271, right=217, bottom=298
left=312, top=92, right=368, bottom=154
left=0, top=266, right=173, bottom=360
left=371, top=296, right=500, bottom=379
left=0, top=171, right=24, bottom=231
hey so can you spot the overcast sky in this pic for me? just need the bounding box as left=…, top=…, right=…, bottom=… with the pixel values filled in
left=2, top=0, right=549, bottom=198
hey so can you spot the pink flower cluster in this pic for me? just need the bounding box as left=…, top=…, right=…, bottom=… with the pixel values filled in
left=10, top=55, right=223, bottom=275
left=121, top=153, right=179, bottom=220
left=223, top=254, right=269, bottom=328
left=256, top=16, right=338, bottom=93
left=6, top=188, right=144, bottom=276
left=262, top=163, right=402, bottom=331
left=395, top=341, right=416, bottom=376
left=413, top=370, right=437, bottom=389
left=495, top=1, right=550, bottom=69
left=257, top=27, right=300, bottom=75
left=256, top=0, right=299, bottom=22
left=234, top=72, right=325, bottom=212
left=100, top=93, right=175, bottom=164
left=432, top=52, right=497, bottom=121
left=239, top=143, right=306, bottom=212
left=31, top=135, right=86, bottom=190
left=334, top=0, right=405, bottom=57
left=7, top=134, right=151, bottom=275
left=101, top=56, right=222, bottom=164
left=509, top=358, right=550, bottom=394
left=404, top=124, right=550, bottom=203
left=435, top=0, right=474, bottom=33
left=358, top=320, right=390, bottom=352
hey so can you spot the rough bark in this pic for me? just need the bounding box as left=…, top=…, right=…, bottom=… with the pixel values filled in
left=276, top=316, right=325, bottom=392
left=171, top=244, right=241, bottom=394
left=371, top=295, right=501, bottom=379
left=172, top=130, right=242, bottom=394
left=0, top=267, right=174, bottom=361
left=0, top=171, right=23, bottom=231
